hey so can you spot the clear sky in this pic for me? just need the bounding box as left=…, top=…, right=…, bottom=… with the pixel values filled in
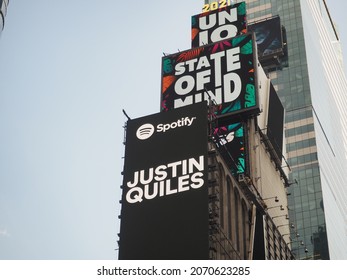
left=0, top=1, right=346, bottom=260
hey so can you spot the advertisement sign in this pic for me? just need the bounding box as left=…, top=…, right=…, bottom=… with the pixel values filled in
left=267, top=82, right=284, bottom=160
left=161, top=33, right=259, bottom=120
left=213, top=121, right=247, bottom=176
left=248, top=16, right=284, bottom=64
left=119, top=103, right=209, bottom=260
left=192, top=2, right=247, bottom=48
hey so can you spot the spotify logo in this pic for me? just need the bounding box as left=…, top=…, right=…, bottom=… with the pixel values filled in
left=136, top=117, right=197, bottom=141
left=136, top=124, right=155, bottom=140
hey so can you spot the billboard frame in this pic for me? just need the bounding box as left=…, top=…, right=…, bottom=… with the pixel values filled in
left=161, top=33, right=260, bottom=121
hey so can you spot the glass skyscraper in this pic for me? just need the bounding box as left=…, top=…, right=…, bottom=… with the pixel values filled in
left=204, top=0, right=347, bottom=259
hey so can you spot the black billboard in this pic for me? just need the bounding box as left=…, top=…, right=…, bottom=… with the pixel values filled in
left=267, top=82, right=284, bottom=160
left=248, top=16, right=287, bottom=69
left=119, top=102, right=209, bottom=260
left=161, top=33, right=259, bottom=119
left=191, top=2, right=247, bottom=48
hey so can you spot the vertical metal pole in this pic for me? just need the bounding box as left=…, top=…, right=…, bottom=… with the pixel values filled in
left=248, top=204, right=257, bottom=260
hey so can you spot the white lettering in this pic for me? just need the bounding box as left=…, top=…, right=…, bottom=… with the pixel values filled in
left=196, top=56, right=211, bottom=70
left=174, top=89, right=223, bottom=108
left=210, top=51, right=225, bottom=87
left=174, top=75, right=195, bottom=95
left=171, top=46, right=245, bottom=109
left=127, top=171, right=138, bottom=188
left=175, top=62, right=186, bottom=75
left=178, top=175, right=190, bottom=192
left=207, top=88, right=223, bottom=104
left=167, top=161, right=182, bottom=178
left=199, top=30, right=208, bottom=46
left=226, top=47, right=241, bottom=72
left=165, top=179, right=177, bottom=195
left=154, top=165, right=167, bottom=181
left=125, top=156, right=206, bottom=204
left=197, top=8, right=238, bottom=45
left=185, top=58, right=198, bottom=72
left=186, top=117, right=196, bottom=126
left=219, top=8, right=237, bottom=25
left=196, top=70, right=211, bottom=91
left=159, top=181, right=165, bottom=197
left=223, top=72, right=242, bottom=102
left=156, top=117, right=197, bottom=133
left=144, top=183, right=158, bottom=200
left=139, top=168, right=153, bottom=185
left=199, top=14, right=216, bottom=30
left=191, top=172, right=205, bottom=189
left=126, top=187, right=143, bottom=204
left=211, top=25, right=238, bottom=43
left=174, top=96, right=193, bottom=108
left=189, top=156, right=205, bottom=173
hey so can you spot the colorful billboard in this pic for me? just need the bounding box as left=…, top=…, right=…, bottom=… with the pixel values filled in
left=161, top=33, right=259, bottom=120
left=192, top=2, right=247, bottom=48
left=213, top=121, right=247, bottom=176
left=119, top=103, right=209, bottom=260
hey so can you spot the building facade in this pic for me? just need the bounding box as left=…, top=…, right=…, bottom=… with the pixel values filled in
left=208, top=114, right=294, bottom=259
left=226, top=0, right=347, bottom=259
left=0, top=0, right=9, bottom=35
